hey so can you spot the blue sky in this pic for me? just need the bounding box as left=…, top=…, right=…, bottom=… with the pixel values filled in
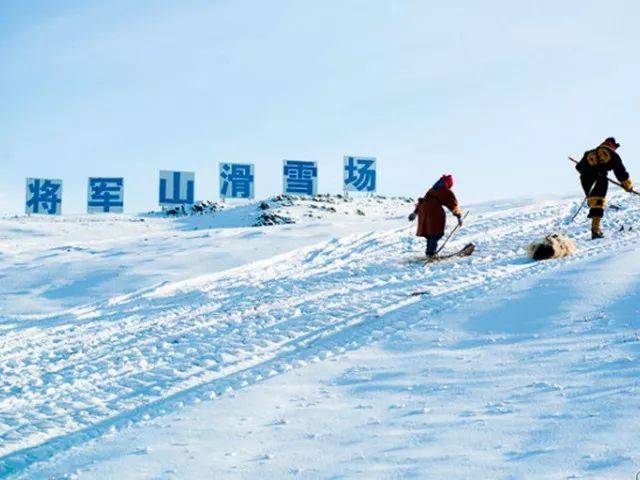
left=1, top=1, right=639, bottom=213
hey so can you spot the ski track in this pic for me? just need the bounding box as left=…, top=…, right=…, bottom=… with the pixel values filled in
left=1, top=196, right=639, bottom=477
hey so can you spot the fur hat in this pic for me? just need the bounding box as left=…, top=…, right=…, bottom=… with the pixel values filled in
left=433, top=174, right=454, bottom=189
left=602, top=137, right=620, bottom=149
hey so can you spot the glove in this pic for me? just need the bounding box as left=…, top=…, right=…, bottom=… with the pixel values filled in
left=408, top=212, right=417, bottom=222
left=456, top=215, right=463, bottom=227
left=622, top=178, right=633, bottom=192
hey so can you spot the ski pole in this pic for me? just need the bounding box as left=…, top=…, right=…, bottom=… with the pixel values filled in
left=437, top=210, right=469, bottom=254
left=567, top=196, right=588, bottom=224
left=567, top=179, right=599, bottom=224
left=568, top=157, right=640, bottom=196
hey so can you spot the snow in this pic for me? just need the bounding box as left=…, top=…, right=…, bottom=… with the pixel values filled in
left=0, top=195, right=412, bottom=316
left=1, top=193, right=640, bottom=479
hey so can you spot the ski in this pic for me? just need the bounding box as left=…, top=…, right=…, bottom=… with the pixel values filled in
left=423, top=243, right=475, bottom=264
left=410, top=244, right=478, bottom=296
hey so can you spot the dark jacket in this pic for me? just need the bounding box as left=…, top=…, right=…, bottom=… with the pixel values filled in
left=576, top=145, right=630, bottom=182
left=414, top=185, right=460, bottom=237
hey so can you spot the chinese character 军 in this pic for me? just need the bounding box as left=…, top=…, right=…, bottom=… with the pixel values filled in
left=26, top=178, right=63, bottom=215
left=344, top=156, right=376, bottom=192
left=220, top=163, right=255, bottom=199
left=283, top=160, right=318, bottom=196
left=88, top=177, right=124, bottom=213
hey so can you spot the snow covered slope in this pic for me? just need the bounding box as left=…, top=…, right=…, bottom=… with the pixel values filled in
left=1, top=193, right=640, bottom=478
left=0, top=195, right=412, bottom=316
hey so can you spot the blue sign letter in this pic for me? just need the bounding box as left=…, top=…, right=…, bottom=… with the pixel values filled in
left=220, top=163, right=255, bottom=199
left=344, top=156, right=376, bottom=193
left=26, top=178, right=63, bottom=215
left=159, top=170, right=195, bottom=206
left=88, top=177, right=124, bottom=213
left=283, top=160, right=318, bottom=196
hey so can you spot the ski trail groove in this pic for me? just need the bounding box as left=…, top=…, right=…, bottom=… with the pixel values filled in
left=1, top=196, right=639, bottom=477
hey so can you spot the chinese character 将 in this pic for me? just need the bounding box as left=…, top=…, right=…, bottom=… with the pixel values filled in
left=220, top=163, right=255, bottom=199
left=344, top=156, right=376, bottom=192
left=159, top=170, right=195, bottom=206
left=283, top=160, right=317, bottom=196
left=88, top=177, right=124, bottom=213
left=25, top=178, right=63, bottom=215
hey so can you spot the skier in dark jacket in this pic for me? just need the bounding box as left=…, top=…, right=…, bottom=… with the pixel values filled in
left=409, top=174, right=462, bottom=258
left=575, top=137, right=633, bottom=239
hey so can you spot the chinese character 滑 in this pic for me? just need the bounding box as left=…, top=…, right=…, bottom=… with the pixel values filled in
left=220, top=163, right=255, bottom=199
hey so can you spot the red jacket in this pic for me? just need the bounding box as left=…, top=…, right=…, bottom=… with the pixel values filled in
left=415, top=187, right=460, bottom=237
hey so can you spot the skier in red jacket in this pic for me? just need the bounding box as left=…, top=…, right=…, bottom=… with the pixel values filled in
left=409, top=174, right=463, bottom=258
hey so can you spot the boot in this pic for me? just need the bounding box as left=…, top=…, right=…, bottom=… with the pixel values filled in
left=591, top=217, right=604, bottom=239
left=425, top=236, right=439, bottom=259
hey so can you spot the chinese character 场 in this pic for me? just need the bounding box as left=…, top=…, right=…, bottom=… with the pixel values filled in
left=220, top=163, right=255, bottom=199
left=87, top=177, right=124, bottom=213
left=344, top=156, right=376, bottom=192
left=25, top=178, right=63, bottom=215
left=159, top=170, right=195, bottom=206
left=283, top=160, right=318, bottom=196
